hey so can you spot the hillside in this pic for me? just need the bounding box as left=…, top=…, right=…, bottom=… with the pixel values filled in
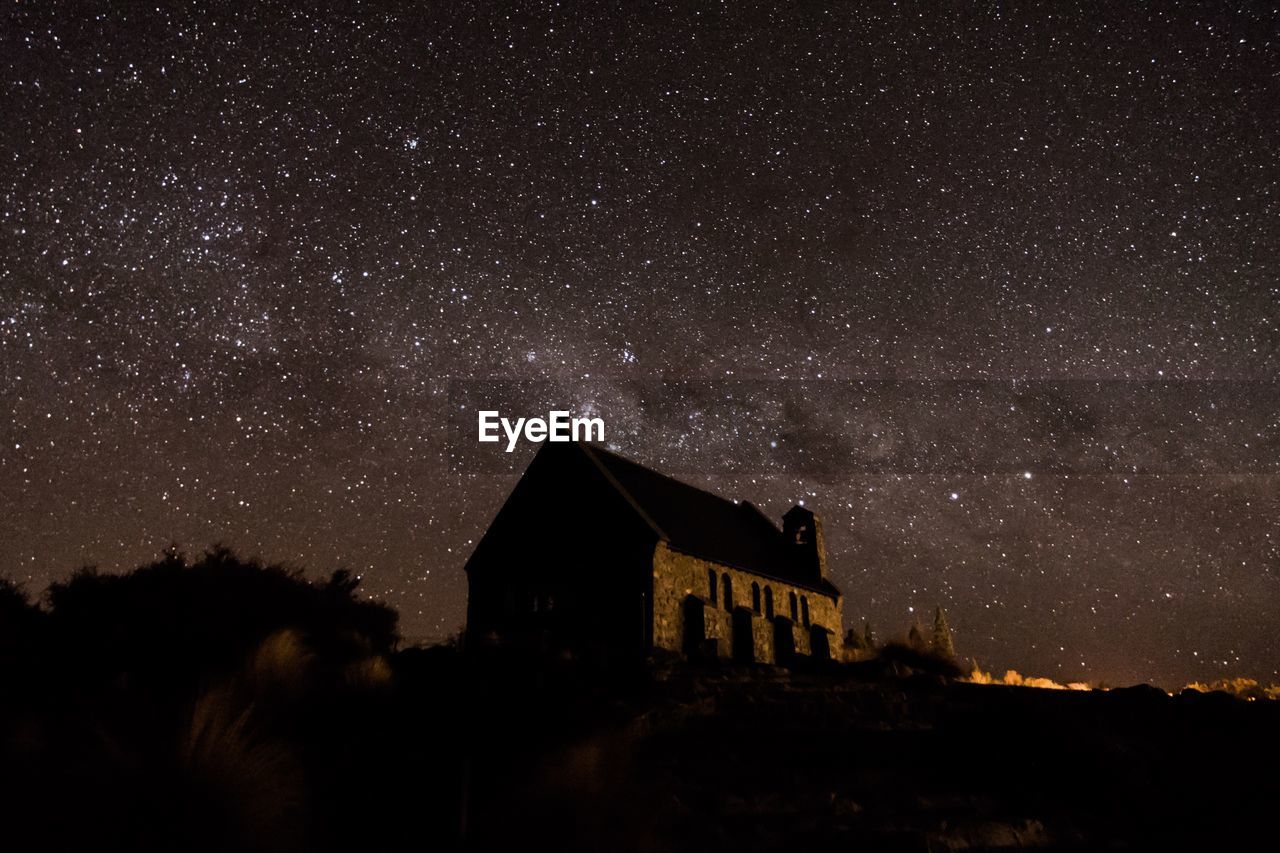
left=457, top=658, right=1279, bottom=851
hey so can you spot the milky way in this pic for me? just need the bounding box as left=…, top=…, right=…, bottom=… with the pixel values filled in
left=1, top=2, right=1277, bottom=686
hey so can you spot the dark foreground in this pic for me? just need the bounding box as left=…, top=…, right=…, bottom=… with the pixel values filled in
left=454, top=656, right=1279, bottom=852
left=2, top=557, right=1275, bottom=851
left=7, top=650, right=1279, bottom=852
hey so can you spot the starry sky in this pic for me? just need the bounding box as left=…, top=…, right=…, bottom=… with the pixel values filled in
left=1, top=2, right=1277, bottom=688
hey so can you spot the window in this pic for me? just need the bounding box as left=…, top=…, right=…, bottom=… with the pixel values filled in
left=764, top=586, right=774, bottom=618
left=751, top=582, right=761, bottom=614
left=708, top=569, right=717, bottom=603
left=789, top=591, right=798, bottom=621
left=801, top=595, right=810, bottom=627
left=722, top=573, right=733, bottom=610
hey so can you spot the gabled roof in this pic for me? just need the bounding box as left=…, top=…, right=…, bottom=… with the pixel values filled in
left=578, top=443, right=841, bottom=597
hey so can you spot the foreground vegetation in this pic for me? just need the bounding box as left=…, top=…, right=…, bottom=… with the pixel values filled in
left=2, top=549, right=1276, bottom=851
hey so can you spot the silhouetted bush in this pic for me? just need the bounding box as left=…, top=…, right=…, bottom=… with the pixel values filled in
left=44, top=545, right=396, bottom=690
left=874, top=640, right=965, bottom=679
left=0, top=547, right=413, bottom=853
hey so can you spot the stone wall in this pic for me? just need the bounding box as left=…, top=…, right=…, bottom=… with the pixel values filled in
left=650, top=541, right=843, bottom=664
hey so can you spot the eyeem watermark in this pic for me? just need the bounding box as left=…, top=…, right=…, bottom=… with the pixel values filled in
left=478, top=410, right=605, bottom=452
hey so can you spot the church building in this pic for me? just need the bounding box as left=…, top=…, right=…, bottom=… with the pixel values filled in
left=464, top=441, right=843, bottom=665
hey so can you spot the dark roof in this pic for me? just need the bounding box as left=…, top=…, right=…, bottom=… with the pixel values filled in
left=578, top=443, right=841, bottom=597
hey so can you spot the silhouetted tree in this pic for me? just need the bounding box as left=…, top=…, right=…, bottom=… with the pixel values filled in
left=932, top=606, right=955, bottom=659
left=907, top=620, right=926, bottom=652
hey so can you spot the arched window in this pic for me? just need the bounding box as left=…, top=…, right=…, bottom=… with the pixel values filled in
left=722, top=573, right=733, bottom=610
left=764, top=586, right=774, bottom=618
left=751, top=582, right=761, bottom=614
left=789, top=591, right=798, bottom=621
left=801, top=595, right=810, bottom=627
left=708, top=569, right=717, bottom=603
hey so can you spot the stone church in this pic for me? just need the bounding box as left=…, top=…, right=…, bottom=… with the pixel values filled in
left=465, top=441, right=843, bottom=665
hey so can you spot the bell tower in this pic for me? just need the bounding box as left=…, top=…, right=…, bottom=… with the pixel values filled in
left=782, top=504, right=827, bottom=583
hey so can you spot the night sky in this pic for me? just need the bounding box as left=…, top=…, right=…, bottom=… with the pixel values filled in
left=2, top=2, right=1277, bottom=688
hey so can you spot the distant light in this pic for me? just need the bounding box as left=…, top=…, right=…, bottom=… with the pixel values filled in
left=949, top=492, right=960, bottom=501
left=1023, top=471, right=1033, bottom=480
